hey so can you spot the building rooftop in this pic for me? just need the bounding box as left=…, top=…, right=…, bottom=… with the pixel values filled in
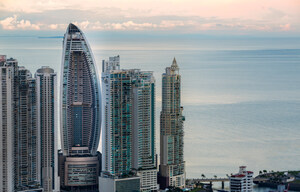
left=36, top=66, right=54, bottom=74
left=231, top=174, right=246, bottom=178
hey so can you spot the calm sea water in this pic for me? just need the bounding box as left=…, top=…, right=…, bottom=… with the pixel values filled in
left=0, top=34, right=299, bottom=190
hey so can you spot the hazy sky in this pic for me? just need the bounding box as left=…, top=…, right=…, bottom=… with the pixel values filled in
left=0, top=0, right=300, bottom=35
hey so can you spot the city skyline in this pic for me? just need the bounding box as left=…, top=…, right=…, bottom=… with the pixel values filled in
left=0, top=39, right=300, bottom=192
left=0, top=1, right=299, bottom=191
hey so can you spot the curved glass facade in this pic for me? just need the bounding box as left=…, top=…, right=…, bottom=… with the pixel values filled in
left=60, top=23, right=101, bottom=155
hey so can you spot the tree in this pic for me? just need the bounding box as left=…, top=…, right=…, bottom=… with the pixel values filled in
left=201, top=174, right=206, bottom=179
left=259, top=171, right=262, bottom=175
left=167, top=186, right=183, bottom=192
left=214, top=175, right=217, bottom=179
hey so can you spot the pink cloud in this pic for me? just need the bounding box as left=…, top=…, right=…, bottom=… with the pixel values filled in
left=280, top=24, right=291, bottom=31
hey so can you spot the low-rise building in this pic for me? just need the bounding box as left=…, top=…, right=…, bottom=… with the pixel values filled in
left=60, top=147, right=100, bottom=191
left=229, top=166, right=253, bottom=192
left=99, top=174, right=140, bottom=192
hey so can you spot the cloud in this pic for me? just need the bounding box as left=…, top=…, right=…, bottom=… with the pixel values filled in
left=89, top=20, right=197, bottom=31
left=160, top=20, right=185, bottom=28
left=17, top=19, right=40, bottom=30
left=0, top=13, right=298, bottom=33
left=0, top=15, right=18, bottom=30
left=265, top=8, right=287, bottom=20
left=110, top=21, right=156, bottom=30
left=280, top=24, right=291, bottom=31
left=0, top=0, right=299, bottom=33
left=86, top=20, right=156, bottom=31
left=0, top=15, right=40, bottom=30
left=49, top=24, right=58, bottom=29
left=73, top=21, right=90, bottom=29
left=1, top=0, right=299, bottom=19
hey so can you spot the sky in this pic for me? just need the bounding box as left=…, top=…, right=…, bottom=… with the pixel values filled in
left=0, top=0, right=300, bottom=36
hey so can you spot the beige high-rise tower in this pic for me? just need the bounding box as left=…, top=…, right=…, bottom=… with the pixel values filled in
left=159, top=58, right=186, bottom=189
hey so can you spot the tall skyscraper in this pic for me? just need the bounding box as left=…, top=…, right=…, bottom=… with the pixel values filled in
left=100, top=56, right=158, bottom=192
left=159, top=58, right=186, bottom=189
left=0, top=55, right=16, bottom=192
left=132, top=69, right=158, bottom=191
left=60, top=23, right=101, bottom=156
left=16, top=66, right=40, bottom=190
left=35, top=67, right=59, bottom=192
left=60, top=23, right=101, bottom=190
left=101, top=56, right=133, bottom=176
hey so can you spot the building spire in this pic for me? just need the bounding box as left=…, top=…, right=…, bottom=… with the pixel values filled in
left=171, top=57, right=178, bottom=68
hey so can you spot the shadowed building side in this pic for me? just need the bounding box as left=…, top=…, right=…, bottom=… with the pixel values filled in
left=16, top=66, right=40, bottom=190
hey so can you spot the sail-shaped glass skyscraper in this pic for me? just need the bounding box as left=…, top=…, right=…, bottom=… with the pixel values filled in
left=59, top=23, right=101, bottom=190
left=60, top=23, right=101, bottom=156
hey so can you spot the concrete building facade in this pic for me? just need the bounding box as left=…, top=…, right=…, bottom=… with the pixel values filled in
left=35, top=67, right=60, bottom=192
left=0, top=55, right=17, bottom=192
left=99, top=176, right=140, bottom=192
left=64, top=147, right=99, bottom=187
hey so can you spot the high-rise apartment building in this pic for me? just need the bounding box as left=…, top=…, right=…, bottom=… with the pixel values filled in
left=35, top=67, right=59, bottom=192
left=132, top=69, right=158, bottom=191
left=0, top=55, right=17, bottom=192
left=101, top=56, right=133, bottom=177
left=100, top=56, right=158, bottom=192
left=229, top=166, right=253, bottom=192
left=159, top=58, right=186, bottom=189
left=59, top=23, right=101, bottom=190
left=16, top=66, right=39, bottom=190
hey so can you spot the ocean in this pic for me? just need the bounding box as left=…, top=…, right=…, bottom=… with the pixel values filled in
left=0, top=33, right=299, bottom=188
